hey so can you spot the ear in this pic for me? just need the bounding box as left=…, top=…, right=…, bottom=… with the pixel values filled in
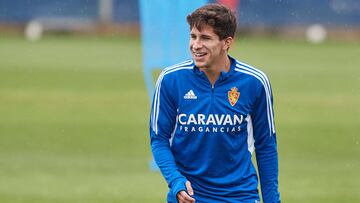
left=223, top=37, right=234, bottom=51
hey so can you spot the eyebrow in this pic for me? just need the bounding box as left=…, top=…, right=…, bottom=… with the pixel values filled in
left=190, top=32, right=212, bottom=38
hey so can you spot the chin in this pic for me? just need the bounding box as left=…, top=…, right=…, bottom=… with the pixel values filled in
left=194, top=61, right=205, bottom=68
left=192, top=59, right=205, bottom=67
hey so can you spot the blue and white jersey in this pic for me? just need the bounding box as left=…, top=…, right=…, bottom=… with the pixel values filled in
left=150, top=56, right=280, bottom=203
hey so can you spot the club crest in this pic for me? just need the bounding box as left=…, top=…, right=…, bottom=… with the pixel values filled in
left=228, top=87, right=240, bottom=106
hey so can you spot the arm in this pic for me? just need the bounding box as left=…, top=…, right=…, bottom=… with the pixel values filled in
left=149, top=73, right=188, bottom=198
left=252, top=82, right=281, bottom=203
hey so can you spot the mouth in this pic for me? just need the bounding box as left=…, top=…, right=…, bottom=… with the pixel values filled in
left=193, top=52, right=207, bottom=58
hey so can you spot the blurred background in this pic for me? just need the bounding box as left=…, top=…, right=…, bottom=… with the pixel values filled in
left=0, top=0, right=359, bottom=202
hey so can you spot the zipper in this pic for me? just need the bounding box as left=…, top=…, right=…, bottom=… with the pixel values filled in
left=210, top=83, right=215, bottom=112
left=210, top=72, right=222, bottom=111
left=199, top=71, right=221, bottom=113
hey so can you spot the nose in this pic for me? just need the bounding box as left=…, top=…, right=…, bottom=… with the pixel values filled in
left=191, top=38, right=202, bottom=50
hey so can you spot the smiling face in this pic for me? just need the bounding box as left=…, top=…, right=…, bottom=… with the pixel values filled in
left=189, top=24, right=233, bottom=71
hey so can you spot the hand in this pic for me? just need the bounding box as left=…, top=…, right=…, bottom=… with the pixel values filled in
left=176, top=181, right=195, bottom=203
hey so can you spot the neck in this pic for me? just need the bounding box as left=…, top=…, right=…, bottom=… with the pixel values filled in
left=200, top=55, right=230, bottom=86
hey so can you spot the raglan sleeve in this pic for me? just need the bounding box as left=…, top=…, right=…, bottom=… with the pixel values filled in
left=149, top=73, right=187, bottom=197
left=251, top=78, right=281, bottom=203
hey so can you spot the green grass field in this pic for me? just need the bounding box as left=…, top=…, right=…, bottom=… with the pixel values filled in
left=0, top=35, right=359, bottom=203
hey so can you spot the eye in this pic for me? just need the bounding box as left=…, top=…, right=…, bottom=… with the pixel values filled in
left=190, top=34, right=196, bottom=39
left=201, top=35, right=211, bottom=40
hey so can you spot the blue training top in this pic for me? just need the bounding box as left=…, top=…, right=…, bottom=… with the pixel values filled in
left=149, top=56, right=280, bottom=203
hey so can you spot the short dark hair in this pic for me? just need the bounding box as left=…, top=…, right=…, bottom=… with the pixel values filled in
left=186, top=3, right=237, bottom=40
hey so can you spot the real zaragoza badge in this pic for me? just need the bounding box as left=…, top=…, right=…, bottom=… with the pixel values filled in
left=228, top=87, right=240, bottom=106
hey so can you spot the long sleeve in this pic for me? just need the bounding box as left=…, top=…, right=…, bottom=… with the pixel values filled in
left=252, top=82, right=281, bottom=203
left=149, top=73, right=187, bottom=197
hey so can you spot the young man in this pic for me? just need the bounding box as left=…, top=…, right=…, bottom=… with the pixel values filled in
left=150, top=3, right=280, bottom=203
